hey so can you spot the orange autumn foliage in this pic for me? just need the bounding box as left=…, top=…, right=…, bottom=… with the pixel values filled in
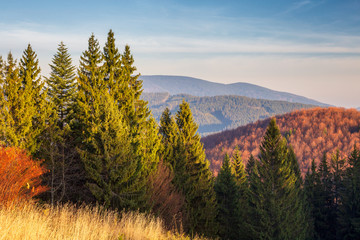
left=203, top=107, right=360, bottom=175
left=0, top=146, right=48, bottom=205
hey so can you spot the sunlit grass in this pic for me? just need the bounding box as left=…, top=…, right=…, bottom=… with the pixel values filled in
left=0, top=202, right=208, bottom=240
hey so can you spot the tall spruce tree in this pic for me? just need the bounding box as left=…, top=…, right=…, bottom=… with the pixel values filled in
left=42, top=42, right=76, bottom=204
left=248, top=118, right=306, bottom=240
left=215, top=153, right=241, bottom=240
left=231, top=147, right=251, bottom=239
left=338, top=146, right=360, bottom=239
left=102, top=30, right=160, bottom=208
left=46, top=42, right=76, bottom=127
left=175, top=100, right=217, bottom=237
left=0, top=48, right=49, bottom=154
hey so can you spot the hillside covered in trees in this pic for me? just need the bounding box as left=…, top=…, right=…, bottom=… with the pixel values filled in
left=140, top=75, right=329, bottom=106
left=142, top=92, right=316, bottom=135
left=203, top=107, right=360, bottom=174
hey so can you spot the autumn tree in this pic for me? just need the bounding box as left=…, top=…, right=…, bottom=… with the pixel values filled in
left=0, top=146, right=47, bottom=206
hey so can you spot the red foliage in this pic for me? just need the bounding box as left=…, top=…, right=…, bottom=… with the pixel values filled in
left=203, top=107, right=360, bottom=175
left=148, top=160, right=186, bottom=231
left=0, top=146, right=48, bottom=206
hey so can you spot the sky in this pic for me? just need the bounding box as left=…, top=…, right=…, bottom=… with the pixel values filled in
left=0, top=0, right=359, bottom=107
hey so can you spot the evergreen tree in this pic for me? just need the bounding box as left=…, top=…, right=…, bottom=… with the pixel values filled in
left=304, top=159, right=319, bottom=239
left=317, top=153, right=337, bottom=240
left=248, top=118, right=306, bottom=240
left=159, top=107, right=180, bottom=167
left=338, top=146, right=360, bottom=239
left=46, top=42, right=76, bottom=127
left=175, top=100, right=217, bottom=237
left=215, top=153, right=241, bottom=240
left=231, top=147, right=251, bottom=239
left=79, top=91, right=140, bottom=209
left=42, top=42, right=76, bottom=204
left=0, top=48, right=49, bottom=154
left=102, top=30, right=160, bottom=208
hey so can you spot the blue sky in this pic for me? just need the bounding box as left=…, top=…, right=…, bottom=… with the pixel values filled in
left=0, top=0, right=359, bottom=107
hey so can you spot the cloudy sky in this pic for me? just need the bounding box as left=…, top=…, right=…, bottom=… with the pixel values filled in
left=0, top=0, right=359, bottom=107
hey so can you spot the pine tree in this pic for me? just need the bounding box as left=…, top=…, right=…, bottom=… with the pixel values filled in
left=215, top=153, right=241, bottom=240
left=41, top=42, right=76, bottom=205
left=317, top=153, right=337, bottom=240
left=231, top=147, right=250, bottom=239
left=79, top=91, right=140, bottom=209
left=175, top=100, right=217, bottom=237
left=338, top=146, right=360, bottom=239
left=0, top=48, right=49, bottom=154
left=46, top=42, right=76, bottom=127
left=102, top=30, right=160, bottom=208
left=248, top=118, right=306, bottom=240
left=304, top=159, right=319, bottom=239
left=159, top=108, right=180, bottom=167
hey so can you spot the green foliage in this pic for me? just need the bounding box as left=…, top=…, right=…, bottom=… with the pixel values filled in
left=143, top=93, right=316, bottom=135
left=338, top=146, right=360, bottom=239
left=160, top=100, right=217, bottom=237
left=248, top=118, right=307, bottom=240
left=214, top=154, right=242, bottom=240
left=0, top=47, right=50, bottom=154
left=46, top=42, right=76, bottom=127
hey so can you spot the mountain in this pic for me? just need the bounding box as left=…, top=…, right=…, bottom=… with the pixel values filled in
left=142, top=92, right=316, bottom=135
left=140, top=75, right=329, bottom=106
left=202, top=107, right=360, bottom=175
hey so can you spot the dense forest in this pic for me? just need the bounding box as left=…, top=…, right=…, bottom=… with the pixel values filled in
left=1, top=30, right=360, bottom=240
left=142, top=92, right=316, bottom=135
left=203, top=107, right=360, bottom=175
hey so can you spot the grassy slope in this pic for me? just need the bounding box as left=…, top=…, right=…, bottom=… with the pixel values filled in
left=0, top=202, right=207, bottom=240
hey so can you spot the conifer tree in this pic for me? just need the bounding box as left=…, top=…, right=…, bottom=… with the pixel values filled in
left=0, top=48, right=49, bottom=154
left=317, top=153, right=337, bottom=240
left=215, top=153, right=241, bottom=240
left=41, top=42, right=76, bottom=204
left=231, top=147, right=250, bottom=239
left=102, top=30, right=160, bottom=208
left=159, top=108, right=180, bottom=167
left=79, top=91, right=140, bottom=209
left=248, top=118, right=306, bottom=240
left=46, top=42, right=76, bottom=127
left=338, top=146, right=360, bottom=239
left=304, top=159, right=318, bottom=239
left=175, top=100, right=217, bottom=237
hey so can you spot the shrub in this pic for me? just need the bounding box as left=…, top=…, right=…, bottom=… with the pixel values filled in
left=0, top=146, right=48, bottom=205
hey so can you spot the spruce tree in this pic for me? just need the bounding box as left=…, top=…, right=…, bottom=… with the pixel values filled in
left=215, top=153, right=241, bottom=240
left=0, top=48, right=49, bottom=154
left=338, top=146, right=360, bottom=239
left=317, top=153, right=336, bottom=240
left=42, top=42, right=76, bottom=204
left=175, top=100, right=217, bottom=237
left=102, top=30, right=160, bottom=208
left=248, top=118, right=306, bottom=240
left=46, top=42, right=76, bottom=127
left=231, top=147, right=250, bottom=239
left=159, top=107, right=180, bottom=167
left=79, top=91, right=140, bottom=209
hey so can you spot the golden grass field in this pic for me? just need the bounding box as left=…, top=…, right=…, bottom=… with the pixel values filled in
left=0, top=202, right=208, bottom=240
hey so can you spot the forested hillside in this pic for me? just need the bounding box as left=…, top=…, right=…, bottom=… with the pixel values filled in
left=202, top=107, right=360, bottom=174
left=142, top=92, right=316, bottom=135
left=140, top=75, right=329, bottom=106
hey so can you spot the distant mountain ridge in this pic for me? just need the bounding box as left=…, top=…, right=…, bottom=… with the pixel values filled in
left=140, top=75, right=329, bottom=106
left=142, top=92, right=316, bottom=135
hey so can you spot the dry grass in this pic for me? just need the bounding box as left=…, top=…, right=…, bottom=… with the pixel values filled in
left=0, top=202, right=208, bottom=240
